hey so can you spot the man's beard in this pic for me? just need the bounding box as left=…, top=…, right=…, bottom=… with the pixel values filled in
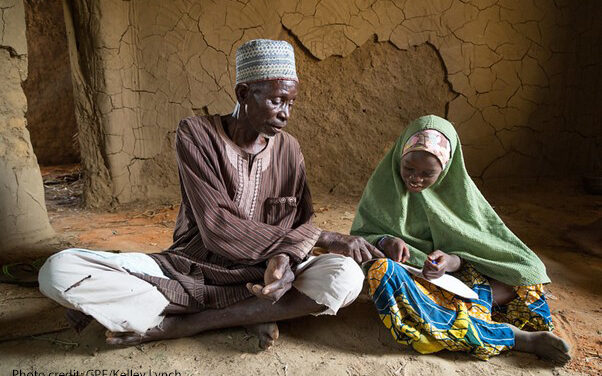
left=260, top=132, right=276, bottom=139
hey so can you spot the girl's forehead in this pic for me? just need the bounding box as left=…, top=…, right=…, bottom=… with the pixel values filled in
left=402, top=151, right=440, bottom=166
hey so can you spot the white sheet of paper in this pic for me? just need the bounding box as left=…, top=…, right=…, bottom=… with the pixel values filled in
left=398, top=262, right=479, bottom=300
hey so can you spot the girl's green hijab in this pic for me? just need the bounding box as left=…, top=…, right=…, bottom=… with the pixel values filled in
left=350, top=115, right=550, bottom=286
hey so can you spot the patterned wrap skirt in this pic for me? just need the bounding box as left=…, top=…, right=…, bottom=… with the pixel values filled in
left=367, top=258, right=554, bottom=360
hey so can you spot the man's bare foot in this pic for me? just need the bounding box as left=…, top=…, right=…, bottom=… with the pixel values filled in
left=514, top=329, right=571, bottom=364
left=65, top=309, right=93, bottom=333
left=105, top=318, right=281, bottom=349
left=105, top=287, right=322, bottom=347
left=105, top=316, right=188, bottom=346
left=245, top=322, right=279, bottom=349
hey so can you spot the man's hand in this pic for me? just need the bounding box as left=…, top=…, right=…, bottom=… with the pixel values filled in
left=317, top=231, right=385, bottom=263
left=381, top=237, right=410, bottom=263
left=422, top=250, right=461, bottom=280
left=246, top=254, right=294, bottom=302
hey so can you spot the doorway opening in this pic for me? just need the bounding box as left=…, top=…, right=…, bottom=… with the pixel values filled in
left=22, top=0, right=82, bottom=210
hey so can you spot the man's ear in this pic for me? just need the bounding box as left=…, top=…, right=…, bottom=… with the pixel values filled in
left=235, top=83, right=250, bottom=104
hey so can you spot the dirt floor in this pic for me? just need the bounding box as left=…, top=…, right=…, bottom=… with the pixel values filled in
left=0, top=165, right=600, bottom=375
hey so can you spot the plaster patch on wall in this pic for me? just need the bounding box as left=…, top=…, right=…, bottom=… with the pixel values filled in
left=0, top=0, right=27, bottom=56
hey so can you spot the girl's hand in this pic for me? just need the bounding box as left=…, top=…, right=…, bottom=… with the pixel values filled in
left=381, top=237, right=410, bottom=263
left=422, top=250, right=461, bottom=279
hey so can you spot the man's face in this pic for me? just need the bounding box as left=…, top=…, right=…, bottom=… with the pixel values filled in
left=244, top=80, right=298, bottom=138
left=400, top=151, right=443, bottom=193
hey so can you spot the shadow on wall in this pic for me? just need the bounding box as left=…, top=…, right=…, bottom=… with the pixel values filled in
left=286, top=36, right=456, bottom=196
left=450, top=1, right=602, bottom=185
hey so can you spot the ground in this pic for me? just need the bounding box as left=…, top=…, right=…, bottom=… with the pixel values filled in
left=0, top=165, right=600, bottom=375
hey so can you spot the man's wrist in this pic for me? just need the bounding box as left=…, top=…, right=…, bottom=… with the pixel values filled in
left=316, top=230, right=334, bottom=249
left=267, top=253, right=292, bottom=270
left=272, top=253, right=290, bottom=261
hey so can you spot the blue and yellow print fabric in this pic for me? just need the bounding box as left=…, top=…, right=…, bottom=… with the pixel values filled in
left=368, top=259, right=553, bottom=360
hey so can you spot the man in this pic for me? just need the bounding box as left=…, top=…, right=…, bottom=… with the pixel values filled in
left=38, top=39, right=389, bottom=348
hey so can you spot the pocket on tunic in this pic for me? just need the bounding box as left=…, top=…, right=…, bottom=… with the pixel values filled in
left=263, top=197, right=297, bottom=228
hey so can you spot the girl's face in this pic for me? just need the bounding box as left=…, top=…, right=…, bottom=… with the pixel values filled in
left=400, top=151, right=443, bottom=193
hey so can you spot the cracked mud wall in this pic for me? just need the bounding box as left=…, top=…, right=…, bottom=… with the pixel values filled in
left=0, top=0, right=55, bottom=260
left=290, top=40, right=454, bottom=195
left=22, top=0, right=79, bottom=166
left=64, top=0, right=602, bottom=206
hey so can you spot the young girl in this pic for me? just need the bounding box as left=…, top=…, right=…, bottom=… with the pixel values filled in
left=351, top=115, right=570, bottom=363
